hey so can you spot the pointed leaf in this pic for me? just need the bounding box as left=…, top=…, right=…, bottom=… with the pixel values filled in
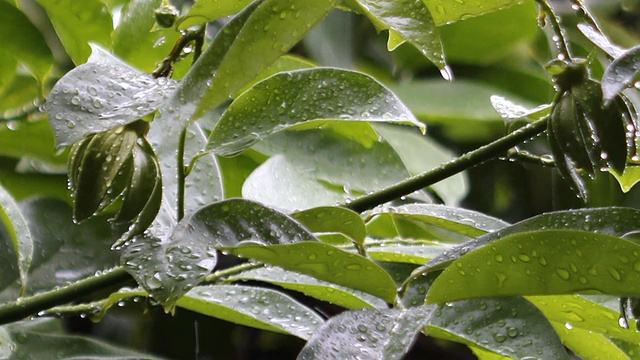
left=176, top=284, right=324, bottom=340
left=0, top=184, right=32, bottom=293
left=551, top=321, right=634, bottom=360
left=193, top=0, right=338, bottom=118
left=292, top=206, right=366, bottom=246
left=577, top=22, right=625, bottom=58
left=207, top=68, right=424, bottom=156
left=228, top=266, right=387, bottom=309
left=602, top=45, right=640, bottom=102
left=298, top=306, right=432, bottom=360
left=427, top=230, right=640, bottom=304
left=427, top=297, right=569, bottom=360
left=46, top=44, right=178, bottom=147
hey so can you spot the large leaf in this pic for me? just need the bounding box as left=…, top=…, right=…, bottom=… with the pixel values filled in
left=427, top=229, right=640, bottom=304
left=0, top=184, right=32, bottom=293
left=0, top=120, right=65, bottom=165
left=551, top=322, right=632, bottom=360
left=178, top=0, right=253, bottom=28
left=351, top=0, right=448, bottom=76
left=46, top=44, right=178, bottom=147
left=298, top=306, right=432, bottom=360
left=207, top=68, right=424, bottom=156
left=602, top=45, right=640, bottom=102
left=227, top=266, right=387, bottom=309
left=176, top=284, right=324, bottom=340
left=292, top=206, right=366, bottom=246
left=36, top=0, right=112, bottom=65
left=0, top=2, right=53, bottom=82
left=424, top=0, right=525, bottom=26
left=192, top=0, right=338, bottom=118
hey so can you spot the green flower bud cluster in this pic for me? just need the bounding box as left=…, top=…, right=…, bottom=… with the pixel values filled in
left=546, top=60, right=637, bottom=199
left=68, top=121, right=162, bottom=242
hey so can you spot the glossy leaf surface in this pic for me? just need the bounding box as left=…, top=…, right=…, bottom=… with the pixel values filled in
left=292, top=206, right=366, bottom=245
left=0, top=184, right=32, bottom=293
left=602, top=45, right=640, bottom=102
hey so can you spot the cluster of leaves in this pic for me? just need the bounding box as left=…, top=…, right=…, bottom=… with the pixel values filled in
left=4, top=0, right=640, bottom=358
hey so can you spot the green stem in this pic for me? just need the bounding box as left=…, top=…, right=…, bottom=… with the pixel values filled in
left=177, top=127, right=188, bottom=221
left=343, top=118, right=549, bottom=213
left=535, top=0, right=572, bottom=60
left=0, top=267, right=133, bottom=326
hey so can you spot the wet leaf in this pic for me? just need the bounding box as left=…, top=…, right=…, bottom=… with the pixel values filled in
left=577, top=23, right=625, bottom=58
left=427, top=297, right=569, bottom=360
left=602, top=45, right=640, bottom=102
left=292, top=206, right=365, bottom=245
left=0, top=2, right=53, bottom=82
left=121, top=233, right=218, bottom=310
left=421, top=207, right=640, bottom=273
left=176, top=284, right=324, bottom=340
left=207, top=68, right=424, bottom=156
left=0, top=184, right=32, bottom=293
left=297, top=306, right=431, bottom=360
left=352, top=0, right=448, bottom=77
left=424, top=0, right=525, bottom=26
left=551, top=320, right=632, bottom=360
left=427, top=229, right=640, bottom=304
left=490, top=95, right=551, bottom=123
left=222, top=242, right=397, bottom=302
left=192, top=0, right=338, bottom=118
left=36, top=0, right=112, bottom=65
left=227, top=266, right=387, bottom=309
left=178, top=0, right=254, bottom=28
left=46, top=44, right=178, bottom=147
left=366, top=239, right=453, bottom=265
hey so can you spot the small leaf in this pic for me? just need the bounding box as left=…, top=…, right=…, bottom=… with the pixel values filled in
left=227, top=266, right=387, bottom=309
left=292, top=206, right=366, bottom=246
left=0, top=184, right=33, bottom=293
left=602, top=45, right=640, bottom=102
left=298, top=306, right=432, bottom=360
left=610, top=166, right=640, bottom=192
left=222, top=242, right=397, bottom=302
left=176, top=284, right=324, bottom=340
left=427, top=229, right=640, bottom=304
left=577, top=23, right=625, bottom=58
left=46, top=44, right=178, bottom=147
left=207, top=68, right=424, bottom=156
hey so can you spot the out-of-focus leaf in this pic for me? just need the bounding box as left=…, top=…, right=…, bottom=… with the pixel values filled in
left=424, top=0, right=525, bottom=26
left=602, top=45, right=640, bottom=102
left=303, top=11, right=355, bottom=68
left=0, top=184, right=32, bottom=293
left=298, top=306, right=431, bottom=360
left=0, top=167, right=68, bottom=203
left=176, top=284, right=324, bottom=340
left=192, top=0, right=338, bottom=118
left=207, top=68, right=424, bottom=156
left=36, top=0, right=112, bottom=65
left=177, top=0, right=253, bottom=28
left=0, top=120, right=65, bottom=165
left=112, top=0, right=183, bottom=73
left=227, top=266, right=387, bottom=309
left=292, top=206, right=366, bottom=246
left=0, top=76, right=39, bottom=115
left=46, top=44, right=178, bottom=147
left=372, top=124, right=469, bottom=205
left=427, top=230, right=640, bottom=304
left=0, top=51, right=17, bottom=93
left=236, top=55, right=316, bottom=95
left=490, top=96, right=552, bottom=123
left=0, top=2, right=53, bottom=83
left=216, top=150, right=263, bottom=198
left=352, top=0, right=448, bottom=76
left=427, top=297, right=569, bottom=360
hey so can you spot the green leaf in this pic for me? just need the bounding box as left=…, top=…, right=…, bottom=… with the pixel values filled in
left=424, top=0, right=525, bottom=26
left=366, top=239, right=453, bottom=265
left=0, top=119, right=65, bottom=165
left=610, top=166, right=640, bottom=193
left=292, top=206, right=366, bottom=246
left=602, top=45, right=640, bottom=102
left=176, top=284, right=324, bottom=340
left=178, top=0, right=253, bottom=28
left=112, top=0, right=183, bottom=73
left=427, top=297, right=570, bottom=360
left=36, top=0, right=113, bottom=65
left=422, top=207, right=640, bottom=273
left=577, top=22, right=625, bottom=58
left=550, top=321, right=631, bottom=360
left=427, top=229, right=640, bottom=304
left=222, top=242, right=397, bottom=302
left=192, top=0, right=338, bottom=118
left=0, top=2, right=53, bottom=83
left=373, top=124, right=469, bottom=205
left=0, top=184, right=32, bottom=293
left=46, top=44, right=178, bottom=147
left=121, top=232, right=217, bottom=310
left=298, top=306, right=432, bottom=360
left=0, top=75, right=39, bottom=115
left=236, top=55, right=316, bottom=95
left=227, top=266, right=387, bottom=309
left=207, top=68, right=424, bottom=156
left=352, top=0, right=448, bottom=76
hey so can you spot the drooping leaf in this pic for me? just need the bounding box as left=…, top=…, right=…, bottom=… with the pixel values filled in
left=427, top=230, right=640, bottom=304
left=427, top=297, right=570, bottom=360
left=46, top=44, right=178, bottom=147
left=351, top=0, right=448, bottom=76
left=35, top=0, right=113, bottom=65
left=0, top=2, right=53, bottom=83
left=551, top=320, right=633, bottom=360
left=0, top=184, right=32, bottom=293
left=207, top=68, right=424, bottom=156
left=176, top=284, right=324, bottom=340
left=602, top=45, right=640, bottom=102
left=292, top=206, right=366, bottom=246
left=298, top=306, right=431, bottom=360
left=227, top=266, right=387, bottom=309
left=192, top=0, right=339, bottom=118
